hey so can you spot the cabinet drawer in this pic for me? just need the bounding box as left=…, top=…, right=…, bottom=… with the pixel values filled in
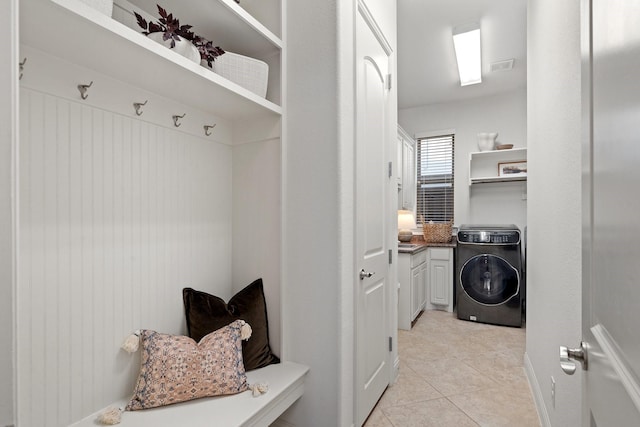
left=411, top=251, right=427, bottom=267
left=429, top=247, right=451, bottom=261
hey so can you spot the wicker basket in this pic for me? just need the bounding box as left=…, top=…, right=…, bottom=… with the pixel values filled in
left=422, top=221, right=453, bottom=243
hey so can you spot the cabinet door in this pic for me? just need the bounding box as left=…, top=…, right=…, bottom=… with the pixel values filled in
left=410, top=265, right=422, bottom=320
left=429, top=259, right=450, bottom=307
left=411, top=267, right=420, bottom=321
left=402, top=140, right=415, bottom=209
left=419, top=262, right=428, bottom=310
left=410, top=262, right=427, bottom=321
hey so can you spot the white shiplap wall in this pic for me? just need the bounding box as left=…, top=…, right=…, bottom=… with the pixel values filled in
left=18, top=88, right=233, bottom=426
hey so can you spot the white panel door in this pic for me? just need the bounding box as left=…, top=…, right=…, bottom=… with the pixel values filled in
left=577, top=1, right=640, bottom=425
left=355, top=5, right=391, bottom=426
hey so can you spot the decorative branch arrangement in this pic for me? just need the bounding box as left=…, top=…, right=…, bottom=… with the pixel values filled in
left=134, top=5, right=225, bottom=67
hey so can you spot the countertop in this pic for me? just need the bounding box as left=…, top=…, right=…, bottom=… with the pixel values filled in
left=397, top=236, right=457, bottom=254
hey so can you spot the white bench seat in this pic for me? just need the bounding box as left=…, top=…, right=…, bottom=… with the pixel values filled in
left=71, top=362, right=309, bottom=427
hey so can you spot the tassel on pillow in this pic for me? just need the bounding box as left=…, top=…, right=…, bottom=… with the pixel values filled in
left=240, top=320, right=252, bottom=341
left=121, top=330, right=141, bottom=353
left=249, top=382, right=269, bottom=397
left=97, top=406, right=122, bottom=425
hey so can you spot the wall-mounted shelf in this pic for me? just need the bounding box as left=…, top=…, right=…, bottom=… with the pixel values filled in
left=20, top=0, right=282, bottom=121
left=470, top=175, right=527, bottom=184
left=127, top=0, right=282, bottom=56
left=469, top=147, right=527, bottom=185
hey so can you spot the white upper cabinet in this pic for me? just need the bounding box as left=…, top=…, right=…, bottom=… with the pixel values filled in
left=20, top=0, right=283, bottom=120
left=398, top=126, right=416, bottom=210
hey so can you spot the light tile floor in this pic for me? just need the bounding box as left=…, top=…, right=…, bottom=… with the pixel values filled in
left=364, top=310, right=540, bottom=427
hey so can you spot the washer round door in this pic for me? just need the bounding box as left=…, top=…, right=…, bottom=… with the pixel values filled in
left=460, top=254, right=520, bottom=305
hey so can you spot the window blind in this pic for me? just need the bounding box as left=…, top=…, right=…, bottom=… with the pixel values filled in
left=416, top=134, right=454, bottom=223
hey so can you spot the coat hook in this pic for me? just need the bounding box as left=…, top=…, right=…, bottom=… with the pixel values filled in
left=173, top=113, right=186, bottom=127
left=19, top=58, right=27, bottom=80
left=77, top=81, right=93, bottom=100
left=204, top=124, right=216, bottom=136
left=133, top=100, right=148, bottom=116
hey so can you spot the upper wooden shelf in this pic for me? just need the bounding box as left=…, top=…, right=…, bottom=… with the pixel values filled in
left=20, top=0, right=282, bottom=121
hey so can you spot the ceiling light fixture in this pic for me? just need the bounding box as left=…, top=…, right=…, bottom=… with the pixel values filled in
left=453, top=23, right=482, bottom=86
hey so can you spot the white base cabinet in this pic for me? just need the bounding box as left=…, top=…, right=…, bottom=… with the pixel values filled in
left=398, top=250, right=427, bottom=330
left=411, top=261, right=427, bottom=320
left=426, top=247, right=454, bottom=312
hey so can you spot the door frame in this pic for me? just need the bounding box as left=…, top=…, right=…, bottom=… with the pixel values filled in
left=580, top=0, right=592, bottom=423
left=1, top=0, right=18, bottom=424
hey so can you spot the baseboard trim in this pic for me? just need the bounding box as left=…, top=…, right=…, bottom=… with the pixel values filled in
left=393, top=356, right=400, bottom=384
left=524, top=352, right=551, bottom=427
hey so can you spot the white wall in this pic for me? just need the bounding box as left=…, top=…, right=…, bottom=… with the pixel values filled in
left=17, top=55, right=234, bottom=426
left=0, top=1, right=17, bottom=425
left=399, top=88, right=528, bottom=232
left=525, top=0, right=582, bottom=426
left=284, top=0, right=342, bottom=424
left=232, top=138, right=282, bottom=357
left=285, top=0, right=396, bottom=425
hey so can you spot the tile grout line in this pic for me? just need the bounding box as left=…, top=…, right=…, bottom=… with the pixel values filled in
left=444, top=395, right=482, bottom=427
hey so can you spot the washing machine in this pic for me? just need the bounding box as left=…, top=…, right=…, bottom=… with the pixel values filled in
left=456, top=224, right=523, bottom=327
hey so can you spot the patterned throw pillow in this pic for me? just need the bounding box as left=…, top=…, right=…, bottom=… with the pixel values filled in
left=126, top=320, right=248, bottom=410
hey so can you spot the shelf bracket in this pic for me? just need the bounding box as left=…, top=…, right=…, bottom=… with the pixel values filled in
left=77, top=81, right=93, bottom=100
left=173, top=113, right=186, bottom=127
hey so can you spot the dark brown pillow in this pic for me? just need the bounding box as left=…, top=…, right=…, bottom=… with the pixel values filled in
left=182, top=278, right=280, bottom=371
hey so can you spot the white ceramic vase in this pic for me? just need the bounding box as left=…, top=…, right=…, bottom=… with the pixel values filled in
left=477, top=132, right=498, bottom=151
left=147, top=32, right=201, bottom=64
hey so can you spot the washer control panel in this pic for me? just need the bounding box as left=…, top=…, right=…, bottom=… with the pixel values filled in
left=458, top=230, right=520, bottom=244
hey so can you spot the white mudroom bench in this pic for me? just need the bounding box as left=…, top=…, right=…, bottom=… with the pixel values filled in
left=71, top=362, right=309, bottom=427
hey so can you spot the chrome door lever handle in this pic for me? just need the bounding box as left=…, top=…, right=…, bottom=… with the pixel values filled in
left=359, top=269, right=375, bottom=280
left=560, top=342, right=588, bottom=375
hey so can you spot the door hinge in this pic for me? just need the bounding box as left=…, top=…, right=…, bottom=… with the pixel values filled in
left=388, top=161, right=393, bottom=178
left=386, top=73, right=392, bottom=90
left=389, top=336, right=393, bottom=352
left=388, top=249, right=393, bottom=264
